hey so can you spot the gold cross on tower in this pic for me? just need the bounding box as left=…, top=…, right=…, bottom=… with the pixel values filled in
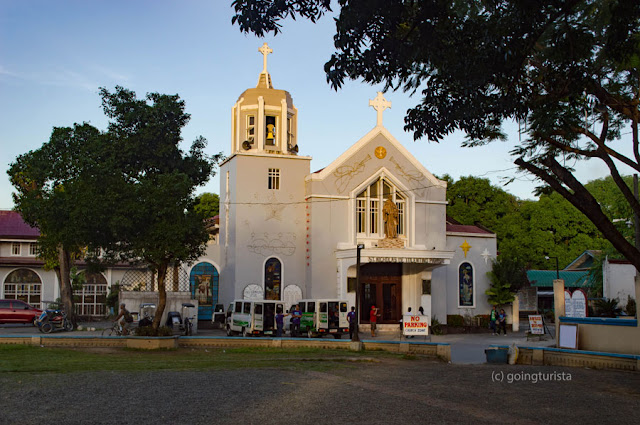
left=259, top=42, right=273, bottom=74
left=369, top=92, right=392, bottom=127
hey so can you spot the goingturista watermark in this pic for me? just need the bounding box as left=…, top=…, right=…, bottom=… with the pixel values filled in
left=491, top=370, right=572, bottom=384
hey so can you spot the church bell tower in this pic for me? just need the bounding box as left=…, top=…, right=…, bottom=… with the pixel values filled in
left=230, top=43, right=299, bottom=155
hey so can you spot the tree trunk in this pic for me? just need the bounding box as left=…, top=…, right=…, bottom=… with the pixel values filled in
left=152, top=262, right=169, bottom=331
left=57, top=245, right=77, bottom=327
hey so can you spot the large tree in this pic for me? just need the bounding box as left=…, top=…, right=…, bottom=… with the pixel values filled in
left=97, top=87, right=222, bottom=330
left=232, top=0, right=640, bottom=269
left=9, top=87, right=221, bottom=330
left=8, top=123, right=111, bottom=326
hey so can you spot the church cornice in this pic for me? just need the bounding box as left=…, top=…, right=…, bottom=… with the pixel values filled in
left=219, top=152, right=312, bottom=167
left=304, top=126, right=445, bottom=190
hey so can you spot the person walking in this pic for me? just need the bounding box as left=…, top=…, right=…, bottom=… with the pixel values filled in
left=370, top=305, right=380, bottom=337
left=290, top=305, right=301, bottom=337
left=490, top=306, right=498, bottom=335
left=275, top=310, right=288, bottom=337
left=347, top=306, right=356, bottom=339
left=497, top=308, right=507, bottom=335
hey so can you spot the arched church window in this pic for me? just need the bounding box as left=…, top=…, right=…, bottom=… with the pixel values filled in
left=459, top=262, right=474, bottom=307
left=3, top=268, right=42, bottom=308
left=356, top=177, right=406, bottom=238
left=264, top=258, right=282, bottom=300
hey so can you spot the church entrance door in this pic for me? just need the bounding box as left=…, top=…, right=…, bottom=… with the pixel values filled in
left=360, top=263, right=402, bottom=324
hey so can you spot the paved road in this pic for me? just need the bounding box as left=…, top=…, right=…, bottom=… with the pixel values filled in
left=0, top=322, right=556, bottom=364
left=1, top=354, right=638, bottom=425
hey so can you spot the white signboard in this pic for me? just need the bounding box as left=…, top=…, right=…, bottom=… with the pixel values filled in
left=528, top=315, right=544, bottom=335
left=559, top=324, right=579, bottom=349
left=402, top=315, right=429, bottom=336
left=570, top=289, right=588, bottom=318
left=564, top=289, right=588, bottom=318
left=564, top=290, right=574, bottom=317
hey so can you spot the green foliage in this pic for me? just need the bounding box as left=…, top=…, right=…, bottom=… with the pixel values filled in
left=593, top=298, right=623, bottom=318
left=70, top=267, right=86, bottom=292
left=445, top=176, right=619, bottom=270
left=134, top=326, right=174, bottom=337
left=232, top=0, right=640, bottom=270
left=475, top=315, right=490, bottom=328
left=430, top=317, right=442, bottom=335
left=105, top=283, right=120, bottom=312
left=485, top=256, right=528, bottom=307
left=446, top=176, right=519, bottom=235
left=194, top=192, right=220, bottom=219
left=446, top=315, right=464, bottom=327
left=626, top=297, right=636, bottom=317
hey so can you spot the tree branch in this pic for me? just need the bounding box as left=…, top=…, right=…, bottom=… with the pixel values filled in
left=514, top=156, right=640, bottom=271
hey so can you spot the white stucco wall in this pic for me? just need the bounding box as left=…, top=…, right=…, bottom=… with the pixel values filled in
left=603, top=259, right=637, bottom=307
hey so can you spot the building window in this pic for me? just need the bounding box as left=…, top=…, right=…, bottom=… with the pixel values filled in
left=11, top=243, right=21, bottom=256
left=73, top=272, right=108, bottom=316
left=268, top=168, right=280, bottom=190
left=356, top=177, right=406, bottom=238
left=246, top=115, right=255, bottom=145
left=189, top=262, right=220, bottom=320
left=265, top=115, right=277, bottom=145
left=264, top=258, right=282, bottom=300
left=422, top=279, right=431, bottom=295
left=29, top=243, right=38, bottom=256
left=3, top=269, right=41, bottom=308
left=347, top=277, right=356, bottom=293
left=459, top=262, right=474, bottom=307
left=287, top=117, right=294, bottom=148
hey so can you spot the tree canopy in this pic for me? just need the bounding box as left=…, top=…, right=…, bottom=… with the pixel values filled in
left=194, top=192, right=220, bottom=219
left=9, top=87, right=222, bottom=329
left=8, top=123, right=112, bottom=325
left=232, top=0, right=640, bottom=270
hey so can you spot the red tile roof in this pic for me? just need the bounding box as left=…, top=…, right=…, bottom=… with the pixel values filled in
left=0, top=210, right=40, bottom=239
left=446, top=223, right=494, bottom=235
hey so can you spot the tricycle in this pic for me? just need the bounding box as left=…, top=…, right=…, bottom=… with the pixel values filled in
left=35, top=301, right=73, bottom=333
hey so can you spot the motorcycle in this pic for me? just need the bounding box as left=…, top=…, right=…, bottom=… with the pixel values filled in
left=35, top=301, right=73, bottom=333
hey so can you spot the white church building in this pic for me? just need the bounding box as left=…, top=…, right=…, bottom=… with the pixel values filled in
left=196, top=44, right=497, bottom=327
left=0, top=44, right=498, bottom=328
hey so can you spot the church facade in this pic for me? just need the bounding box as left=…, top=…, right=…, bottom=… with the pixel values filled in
left=197, top=44, right=497, bottom=326
left=0, top=44, right=497, bottom=327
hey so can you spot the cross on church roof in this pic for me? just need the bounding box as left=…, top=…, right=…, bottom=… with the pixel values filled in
left=369, top=92, right=391, bottom=127
left=259, top=42, right=273, bottom=74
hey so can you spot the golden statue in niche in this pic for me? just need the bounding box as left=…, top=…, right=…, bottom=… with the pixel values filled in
left=383, top=198, right=399, bottom=239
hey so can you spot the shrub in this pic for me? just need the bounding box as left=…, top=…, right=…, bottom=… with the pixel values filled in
left=475, top=314, right=490, bottom=328
left=135, top=326, right=173, bottom=336
left=626, top=297, right=636, bottom=317
left=430, top=317, right=442, bottom=335
left=594, top=298, right=623, bottom=317
left=447, top=314, right=464, bottom=327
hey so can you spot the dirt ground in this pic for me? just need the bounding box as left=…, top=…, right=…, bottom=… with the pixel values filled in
left=1, top=355, right=639, bottom=425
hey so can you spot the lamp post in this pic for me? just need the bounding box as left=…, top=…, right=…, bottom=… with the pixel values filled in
left=545, top=256, right=559, bottom=279
left=353, top=243, right=365, bottom=342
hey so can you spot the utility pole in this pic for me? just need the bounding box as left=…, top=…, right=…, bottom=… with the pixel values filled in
left=352, top=244, right=365, bottom=342
left=634, top=174, right=639, bottom=250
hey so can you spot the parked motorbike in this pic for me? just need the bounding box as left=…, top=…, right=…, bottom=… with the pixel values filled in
left=35, top=301, right=73, bottom=333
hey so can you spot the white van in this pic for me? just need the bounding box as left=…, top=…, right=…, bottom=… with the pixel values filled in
left=225, top=299, right=285, bottom=337
left=298, top=299, right=349, bottom=338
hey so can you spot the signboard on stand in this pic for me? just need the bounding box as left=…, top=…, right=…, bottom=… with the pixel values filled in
left=528, top=315, right=544, bottom=335
left=402, top=315, right=429, bottom=336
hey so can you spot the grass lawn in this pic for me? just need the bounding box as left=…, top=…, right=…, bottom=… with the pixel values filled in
left=0, top=345, right=403, bottom=374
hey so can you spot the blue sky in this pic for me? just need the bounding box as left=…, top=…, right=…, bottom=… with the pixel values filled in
left=0, top=1, right=626, bottom=210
